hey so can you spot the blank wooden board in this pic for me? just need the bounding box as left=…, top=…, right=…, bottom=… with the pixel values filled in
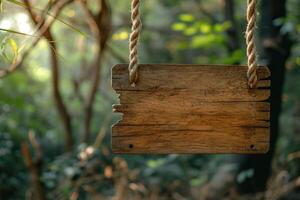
left=111, top=64, right=270, bottom=154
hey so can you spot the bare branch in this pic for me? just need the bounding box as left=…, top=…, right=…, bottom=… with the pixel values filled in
left=93, top=114, right=112, bottom=148
left=223, top=0, right=241, bottom=55
left=28, top=130, right=42, bottom=163
left=23, top=0, right=74, bottom=151
left=0, top=0, right=73, bottom=78
left=78, top=0, right=111, bottom=142
left=21, top=132, right=46, bottom=200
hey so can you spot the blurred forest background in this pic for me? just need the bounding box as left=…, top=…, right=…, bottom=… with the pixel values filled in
left=0, top=0, right=300, bottom=199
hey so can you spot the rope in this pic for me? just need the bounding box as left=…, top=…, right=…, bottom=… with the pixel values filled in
left=128, top=0, right=142, bottom=87
left=246, top=0, right=258, bottom=88
left=127, top=0, right=258, bottom=88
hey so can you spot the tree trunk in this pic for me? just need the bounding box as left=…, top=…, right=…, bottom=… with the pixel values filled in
left=23, top=0, right=74, bottom=152
left=48, top=36, right=74, bottom=152
left=224, top=0, right=240, bottom=53
left=82, top=0, right=111, bottom=143
left=236, top=0, right=292, bottom=193
left=21, top=141, right=46, bottom=200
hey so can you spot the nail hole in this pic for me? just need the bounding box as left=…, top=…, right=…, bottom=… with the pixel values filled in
left=128, top=144, right=134, bottom=149
left=250, top=144, right=255, bottom=150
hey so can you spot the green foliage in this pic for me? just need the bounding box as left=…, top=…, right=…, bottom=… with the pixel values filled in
left=0, top=133, right=27, bottom=199
left=0, top=0, right=3, bottom=12
left=171, top=17, right=230, bottom=49
left=1, top=37, right=18, bottom=62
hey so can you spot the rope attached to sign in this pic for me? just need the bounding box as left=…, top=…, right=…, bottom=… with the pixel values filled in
left=128, top=0, right=142, bottom=87
left=128, top=0, right=258, bottom=88
left=246, top=0, right=258, bottom=88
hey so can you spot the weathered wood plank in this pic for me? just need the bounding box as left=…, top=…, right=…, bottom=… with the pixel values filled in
left=113, top=104, right=270, bottom=128
left=112, top=128, right=269, bottom=154
left=112, top=64, right=270, bottom=90
left=111, top=64, right=271, bottom=154
left=116, top=89, right=270, bottom=103
left=113, top=102, right=270, bottom=114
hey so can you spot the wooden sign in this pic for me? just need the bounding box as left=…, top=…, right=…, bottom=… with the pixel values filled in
left=111, top=64, right=270, bottom=154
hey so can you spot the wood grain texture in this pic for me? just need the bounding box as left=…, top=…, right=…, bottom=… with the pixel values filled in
left=112, top=64, right=271, bottom=154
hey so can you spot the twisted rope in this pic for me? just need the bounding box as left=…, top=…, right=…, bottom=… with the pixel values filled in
left=129, top=0, right=142, bottom=87
left=127, top=0, right=258, bottom=88
left=246, top=0, right=258, bottom=88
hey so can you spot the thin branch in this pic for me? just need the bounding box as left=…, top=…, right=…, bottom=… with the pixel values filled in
left=78, top=0, right=111, bottom=143
left=23, top=0, right=74, bottom=151
left=0, top=28, right=39, bottom=37
left=288, top=151, right=300, bottom=161
left=21, top=132, right=46, bottom=200
left=265, top=177, right=300, bottom=200
left=28, top=130, right=42, bottom=163
left=223, top=0, right=241, bottom=53
left=0, top=0, right=73, bottom=78
left=93, top=113, right=112, bottom=148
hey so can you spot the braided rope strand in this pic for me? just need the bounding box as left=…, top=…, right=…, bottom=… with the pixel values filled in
left=127, top=0, right=257, bottom=88
left=246, top=0, right=258, bottom=88
left=129, top=0, right=142, bottom=86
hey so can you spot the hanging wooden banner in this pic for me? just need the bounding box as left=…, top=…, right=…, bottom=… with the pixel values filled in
left=111, top=0, right=270, bottom=154
left=111, top=64, right=270, bottom=154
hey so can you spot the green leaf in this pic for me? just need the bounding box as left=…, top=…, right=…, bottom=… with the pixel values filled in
left=171, top=23, right=187, bottom=31
left=0, top=28, right=38, bottom=37
left=0, top=37, right=9, bottom=62
left=198, top=21, right=212, bottom=34
left=0, top=37, right=18, bottom=63
left=179, top=14, right=195, bottom=22
left=0, top=0, right=3, bottom=12
left=214, top=21, right=232, bottom=33
left=8, top=38, right=18, bottom=61
left=184, top=27, right=197, bottom=36
left=296, top=57, right=300, bottom=66
left=190, top=177, right=206, bottom=186
left=6, top=0, right=25, bottom=8
left=191, top=34, right=224, bottom=48
left=147, top=159, right=165, bottom=169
